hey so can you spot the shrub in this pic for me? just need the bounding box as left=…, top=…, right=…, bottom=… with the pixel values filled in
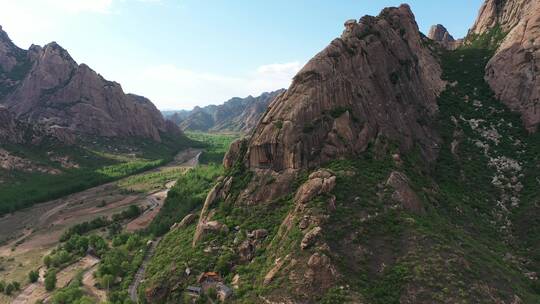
left=4, top=283, right=14, bottom=295
left=45, top=269, right=57, bottom=291
left=29, top=270, right=39, bottom=283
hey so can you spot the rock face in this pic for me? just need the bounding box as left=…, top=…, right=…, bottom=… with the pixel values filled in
left=470, top=0, right=540, bottom=132
left=244, top=4, right=445, bottom=172
left=428, top=24, right=462, bottom=50
left=386, top=171, right=424, bottom=214
left=0, top=26, right=179, bottom=142
left=177, top=90, right=285, bottom=133
left=0, top=105, right=24, bottom=143
left=469, top=0, right=531, bottom=35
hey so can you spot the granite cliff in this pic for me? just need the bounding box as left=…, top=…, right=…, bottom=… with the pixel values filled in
left=470, top=0, right=540, bottom=132
left=0, top=25, right=179, bottom=143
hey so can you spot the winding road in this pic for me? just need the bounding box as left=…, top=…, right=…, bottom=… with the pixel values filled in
left=128, top=150, right=201, bottom=302
left=5, top=149, right=202, bottom=304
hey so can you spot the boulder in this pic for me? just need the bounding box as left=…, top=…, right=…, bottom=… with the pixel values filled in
left=263, top=256, right=289, bottom=285
left=237, top=240, right=255, bottom=263
left=304, top=253, right=338, bottom=289
left=248, top=229, right=268, bottom=239
left=295, top=170, right=336, bottom=204
left=179, top=213, right=197, bottom=228
left=385, top=171, right=424, bottom=214
left=301, top=227, right=322, bottom=250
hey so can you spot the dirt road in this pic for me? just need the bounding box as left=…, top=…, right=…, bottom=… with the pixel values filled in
left=0, top=149, right=201, bottom=304
left=127, top=151, right=201, bottom=302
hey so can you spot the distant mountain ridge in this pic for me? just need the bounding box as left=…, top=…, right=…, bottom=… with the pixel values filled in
left=164, top=90, right=285, bottom=133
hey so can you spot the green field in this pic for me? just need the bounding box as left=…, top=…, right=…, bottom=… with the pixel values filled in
left=185, top=131, right=238, bottom=165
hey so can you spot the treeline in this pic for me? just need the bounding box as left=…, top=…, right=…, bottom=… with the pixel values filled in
left=60, top=205, right=141, bottom=241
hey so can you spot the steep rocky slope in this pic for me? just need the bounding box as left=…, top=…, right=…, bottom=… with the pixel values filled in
left=247, top=6, right=444, bottom=172
left=176, top=90, right=284, bottom=133
left=0, top=26, right=179, bottom=143
left=140, top=2, right=540, bottom=304
left=0, top=105, right=25, bottom=143
left=468, top=0, right=540, bottom=132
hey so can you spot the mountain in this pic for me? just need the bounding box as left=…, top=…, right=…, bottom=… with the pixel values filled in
left=141, top=2, right=540, bottom=303
left=469, top=0, right=540, bottom=132
left=162, top=110, right=191, bottom=125
left=173, top=90, right=285, bottom=133
left=428, top=24, right=462, bottom=49
left=0, top=25, right=180, bottom=143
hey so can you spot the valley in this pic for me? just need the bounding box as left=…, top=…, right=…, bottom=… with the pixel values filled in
left=1, top=0, right=540, bottom=303
left=0, top=147, right=205, bottom=303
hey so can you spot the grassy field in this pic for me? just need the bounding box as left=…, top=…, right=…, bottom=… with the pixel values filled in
left=0, top=133, right=194, bottom=215
left=185, top=132, right=238, bottom=165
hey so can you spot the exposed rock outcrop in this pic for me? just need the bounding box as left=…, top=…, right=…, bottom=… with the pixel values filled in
left=428, top=24, right=462, bottom=50
left=245, top=4, right=444, bottom=172
left=0, top=105, right=23, bottom=143
left=470, top=0, right=540, bottom=132
left=223, top=138, right=247, bottom=170
left=469, top=0, right=531, bottom=35
left=0, top=26, right=180, bottom=142
left=386, top=171, right=424, bottom=214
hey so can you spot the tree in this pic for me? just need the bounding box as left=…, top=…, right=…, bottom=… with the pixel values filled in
left=100, top=274, right=114, bottom=291
left=12, top=281, right=20, bottom=290
left=43, top=255, right=52, bottom=268
left=45, top=269, right=57, bottom=291
left=0, top=280, right=5, bottom=292
left=4, top=283, right=14, bottom=295
left=29, top=270, right=39, bottom=283
left=108, top=222, right=122, bottom=238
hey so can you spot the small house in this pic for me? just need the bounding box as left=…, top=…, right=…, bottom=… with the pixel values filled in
left=197, top=272, right=222, bottom=284
left=186, top=286, right=202, bottom=297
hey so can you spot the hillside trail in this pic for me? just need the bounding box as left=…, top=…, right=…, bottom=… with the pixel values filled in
left=128, top=151, right=201, bottom=302
left=3, top=149, right=202, bottom=304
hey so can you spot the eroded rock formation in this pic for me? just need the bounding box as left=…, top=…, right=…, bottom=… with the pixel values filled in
left=471, top=0, right=540, bottom=132
left=428, top=24, right=462, bottom=50
left=245, top=4, right=445, bottom=172
left=0, top=26, right=179, bottom=142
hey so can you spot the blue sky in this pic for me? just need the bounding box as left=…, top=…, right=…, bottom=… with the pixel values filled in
left=0, top=0, right=483, bottom=109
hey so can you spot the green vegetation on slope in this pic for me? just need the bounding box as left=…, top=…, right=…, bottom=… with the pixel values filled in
left=186, top=132, right=238, bottom=165
left=0, top=133, right=194, bottom=215
left=23, top=132, right=227, bottom=303
left=137, top=45, right=540, bottom=303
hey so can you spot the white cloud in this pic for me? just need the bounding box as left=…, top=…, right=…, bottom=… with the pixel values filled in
left=123, top=62, right=303, bottom=110
left=46, top=0, right=114, bottom=13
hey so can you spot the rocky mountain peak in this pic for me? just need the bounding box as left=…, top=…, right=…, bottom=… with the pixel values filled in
left=0, top=25, right=25, bottom=73
left=428, top=24, right=462, bottom=50
left=0, top=27, right=180, bottom=142
left=429, top=24, right=455, bottom=42
left=471, top=0, right=540, bottom=132
left=242, top=4, right=444, bottom=172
